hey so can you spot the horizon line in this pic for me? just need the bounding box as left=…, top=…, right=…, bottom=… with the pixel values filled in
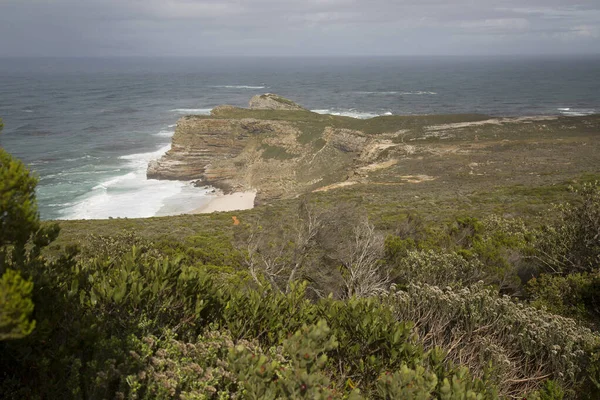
left=1, top=53, right=600, bottom=59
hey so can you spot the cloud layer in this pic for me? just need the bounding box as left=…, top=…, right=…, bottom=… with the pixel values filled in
left=1, top=0, right=599, bottom=56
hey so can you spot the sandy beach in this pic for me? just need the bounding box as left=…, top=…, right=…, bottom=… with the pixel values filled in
left=191, top=190, right=256, bottom=214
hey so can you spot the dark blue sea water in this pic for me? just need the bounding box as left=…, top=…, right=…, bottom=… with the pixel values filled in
left=1, top=56, right=599, bottom=220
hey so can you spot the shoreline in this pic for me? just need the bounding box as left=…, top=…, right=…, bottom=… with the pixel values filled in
left=191, top=190, right=256, bottom=214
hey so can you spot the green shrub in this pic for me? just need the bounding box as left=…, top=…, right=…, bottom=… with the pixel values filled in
left=527, top=182, right=600, bottom=333
left=533, top=182, right=600, bottom=274
left=115, top=329, right=240, bottom=399
left=81, top=318, right=498, bottom=399
left=392, top=249, right=484, bottom=288
left=533, top=380, right=565, bottom=400
left=222, top=282, right=316, bottom=344
left=0, top=269, right=35, bottom=340
left=447, top=216, right=532, bottom=291
left=584, top=349, right=600, bottom=399
left=389, top=283, right=599, bottom=397
left=386, top=215, right=533, bottom=293
left=0, top=146, right=39, bottom=252
left=76, top=231, right=162, bottom=263
left=76, top=249, right=225, bottom=336
left=183, top=233, right=242, bottom=268
left=229, top=320, right=344, bottom=399
left=528, top=271, right=600, bottom=329
left=97, top=319, right=498, bottom=400
left=319, top=296, right=418, bottom=387
left=0, top=119, right=61, bottom=345
left=4, top=245, right=581, bottom=399
left=376, top=364, right=439, bottom=399
left=385, top=235, right=417, bottom=261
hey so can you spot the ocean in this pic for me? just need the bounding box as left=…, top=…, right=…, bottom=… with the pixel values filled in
left=1, top=56, right=599, bottom=220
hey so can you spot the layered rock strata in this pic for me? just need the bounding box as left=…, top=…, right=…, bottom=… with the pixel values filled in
left=146, top=96, right=388, bottom=204
left=147, top=118, right=254, bottom=182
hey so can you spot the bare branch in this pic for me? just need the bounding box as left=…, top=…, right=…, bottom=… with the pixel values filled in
left=340, top=218, right=390, bottom=298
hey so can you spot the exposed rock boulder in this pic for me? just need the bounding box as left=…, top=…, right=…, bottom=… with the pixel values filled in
left=249, top=93, right=306, bottom=111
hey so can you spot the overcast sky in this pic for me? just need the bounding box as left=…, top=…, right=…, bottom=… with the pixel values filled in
left=1, top=0, right=599, bottom=57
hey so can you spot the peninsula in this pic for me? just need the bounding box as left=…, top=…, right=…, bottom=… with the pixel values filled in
left=147, top=94, right=600, bottom=212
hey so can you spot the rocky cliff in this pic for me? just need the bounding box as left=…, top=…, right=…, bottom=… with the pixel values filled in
left=148, top=94, right=591, bottom=206
left=147, top=94, right=395, bottom=204
left=147, top=105, right=366, bottom=204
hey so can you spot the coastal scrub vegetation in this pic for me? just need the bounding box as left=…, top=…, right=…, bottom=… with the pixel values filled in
left=1, top=117, right=600, bottom=399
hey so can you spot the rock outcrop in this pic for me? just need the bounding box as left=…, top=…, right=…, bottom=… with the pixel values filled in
left=147, top=118, right=256, bottom=182
left=149, top=94, right=537, bottom=205
left=147, top=94, right=384, bottom=203
left=147, top=112, right=351, bottom=202
left=249, top=93, right=306, bottom=111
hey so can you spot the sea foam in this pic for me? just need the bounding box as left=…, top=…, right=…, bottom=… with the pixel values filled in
left=63, top=143, right=209, bottom=220
left=558, top=107, right=596, bottom=116
left=154, top=129, right=175, bottom=138
left=211, top=85, right=267, bottom=89
left=170, top=108, right=212, bottom=115
left=312, top=109, right=393, bottom=119
left=355, top=91, right=437, bottom=96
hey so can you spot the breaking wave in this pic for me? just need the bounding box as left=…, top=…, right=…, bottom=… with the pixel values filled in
left=170, top=108, right=212, bottom=115
left=312, top=109, right=393, bottom=119
left=62, top=144, right=210, bottom=220
left=355, top=91, right=437, bottom=96
left=154, top=129, right=175, bottom=138
left=558, top=107, right=597, bottom=116
left=211, top=85, right=267, bottom=89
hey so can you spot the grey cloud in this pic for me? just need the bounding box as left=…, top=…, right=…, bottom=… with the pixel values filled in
left=0, top=0, right=598, bottom=56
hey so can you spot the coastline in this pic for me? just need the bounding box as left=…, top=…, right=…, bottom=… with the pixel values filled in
left=191, top=190, right=256, bottom=214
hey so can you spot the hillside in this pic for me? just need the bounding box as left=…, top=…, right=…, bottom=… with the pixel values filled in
left=147, top=95, right=600, bottom=207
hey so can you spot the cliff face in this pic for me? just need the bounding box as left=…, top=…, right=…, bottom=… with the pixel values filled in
left=147, top=108, right=366, bottom=203
left=146, top=94, right=396, bottom=203
left=147, top=118, right=254, bottom=182
left=148, top=94, right=591, bottom=207
left=147, top=94, right=310, bottom=199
